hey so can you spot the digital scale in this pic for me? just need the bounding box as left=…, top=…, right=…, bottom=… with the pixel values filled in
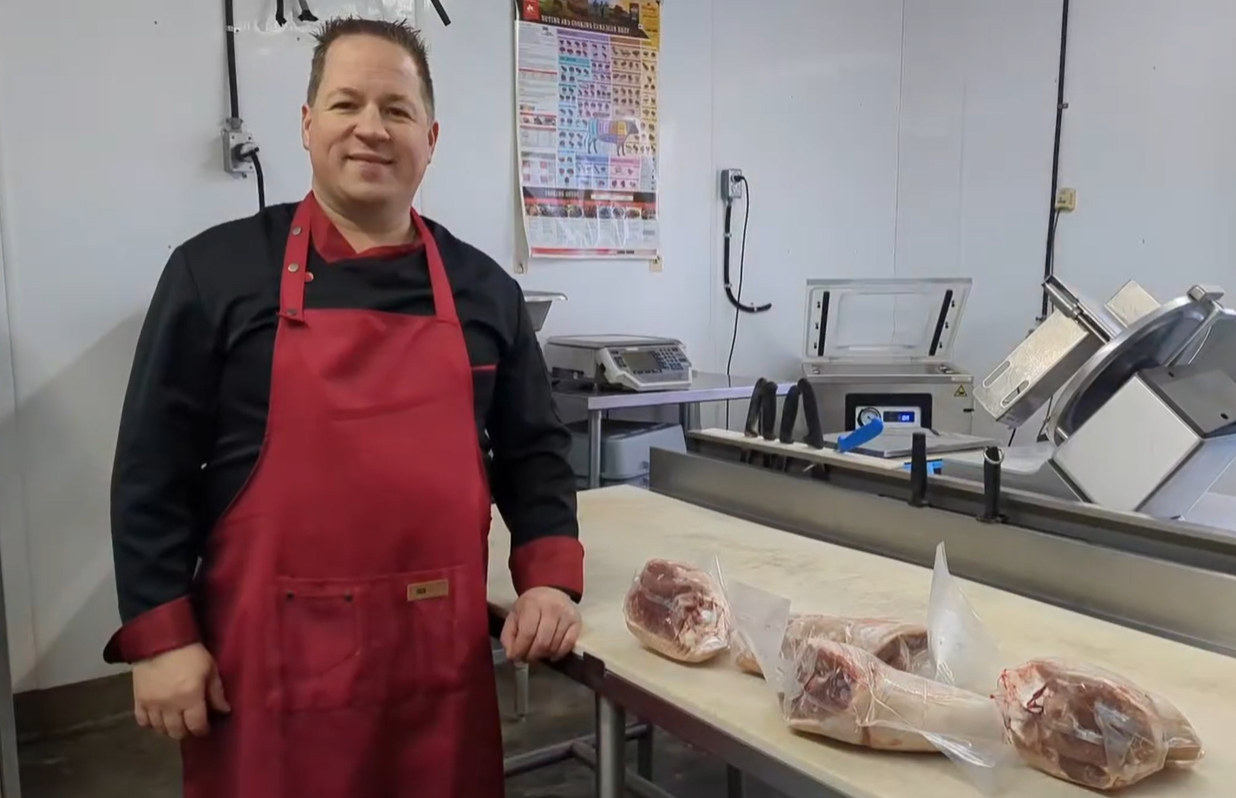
left=799, top=277, right=977, bottom=434
left=543, top=334, right=693, bottom=392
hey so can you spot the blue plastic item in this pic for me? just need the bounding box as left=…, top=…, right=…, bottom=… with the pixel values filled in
left=836, top=418, right=884, bottom=454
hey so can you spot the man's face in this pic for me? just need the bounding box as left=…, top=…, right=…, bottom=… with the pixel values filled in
left=302, top=35, right=439, bottom=211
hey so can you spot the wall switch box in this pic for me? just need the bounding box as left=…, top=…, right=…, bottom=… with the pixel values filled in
left=721, top=169, right=744, bottom=201
left=222, top=121, right=256, bottom=177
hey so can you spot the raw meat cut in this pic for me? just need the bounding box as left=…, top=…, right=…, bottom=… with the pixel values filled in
left=735, top=614, right=931, bottom=678
left=780, top=638, right=1005, bottom=752
left=994, top=658, right=1204, bottom=791
left=623, top=559, right=731, bottom=663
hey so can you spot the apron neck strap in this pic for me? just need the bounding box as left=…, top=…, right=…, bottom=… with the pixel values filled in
left=280, top=193, right=457, bottom=325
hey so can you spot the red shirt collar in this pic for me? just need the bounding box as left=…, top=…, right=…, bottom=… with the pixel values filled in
left=305, top=193, right=425, bottom=263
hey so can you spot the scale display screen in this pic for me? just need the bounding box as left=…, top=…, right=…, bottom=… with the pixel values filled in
left=884, top=410, right=916, bottom=423
left=622, top=350, right=659, bottom=373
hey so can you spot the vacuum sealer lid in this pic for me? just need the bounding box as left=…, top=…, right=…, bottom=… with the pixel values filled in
left=801, top=277, right=971, bottom=363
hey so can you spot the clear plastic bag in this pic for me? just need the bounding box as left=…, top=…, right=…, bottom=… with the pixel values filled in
left=928, top=542, right=1206, bottom=791
left=730, top=579, right=1015, bottom=793
left=927, top=542, right=1004, bottom=694
left=733, top=613, right=932, bottom=679
left=622, top=558, right=732, bottom=663
left=994, top=658, right=1205, bottom=791
left=779, top=637, right=1011, bottom=758
left=727, top=581, right=792, bottom=680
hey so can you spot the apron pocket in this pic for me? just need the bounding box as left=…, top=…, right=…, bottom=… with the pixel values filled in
left=269, top=578, right=363, bottom=713
left=365, top=565, right=470, bottom=704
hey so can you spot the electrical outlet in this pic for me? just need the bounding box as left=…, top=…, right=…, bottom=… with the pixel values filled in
left=221, top=120, right=255, bottom=176
left=721, top=169, right=744, bottom=201
left=1055, top=187, right=1077, bottom=212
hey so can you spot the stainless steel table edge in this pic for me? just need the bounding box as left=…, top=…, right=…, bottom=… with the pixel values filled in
left=572, top=377, right=793, bottom=489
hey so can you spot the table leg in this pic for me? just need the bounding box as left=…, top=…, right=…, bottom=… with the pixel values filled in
left=588, top=410, right=603, bottom=489
left=635, top=723, right=654, bottom=779
left=595, top=695, right=626, bottom=798
left=678, top=402, right=702, bottom=432
left=726, top=765, right=745, bottom=798
left=514, top=661, right=530, bottom=721
left=0, top=532, right=21, bottom=798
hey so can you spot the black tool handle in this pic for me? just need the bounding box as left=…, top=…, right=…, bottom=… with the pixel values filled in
left=779, top=385, right=801, bottom=444
left=743, top=378, right=767, bottom=437
left=759, top=381, right=778, bottom=440
left=796, top=378, right=826, bottom=449
left=979, top=446, right=1004, bottom=522
left=275, top=0, right=287, bottom=25
left=909, top=431, right=928, bottom=507
left=429, top=0, right=452, bottom=24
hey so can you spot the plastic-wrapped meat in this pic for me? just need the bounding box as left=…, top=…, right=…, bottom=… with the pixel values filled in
left=735, top=614, right=931, bottom=678
left=623, top=559, right=732, bottom=663
left=780, top=638, right=1005, bottom=752
left=994, top=658, right=1205, bottom=791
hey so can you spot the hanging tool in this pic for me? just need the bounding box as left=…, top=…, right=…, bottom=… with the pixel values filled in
left=778, top=384, right=800, bottom=445
left=276, top=0, right=318, bottom=26
left=740, top=379, right=768, bottom=465
left=739, top=379, right=778, bottom=466
left=774, top=384, right=801, bottom=472
left=796, top=379, right=826, bottom=450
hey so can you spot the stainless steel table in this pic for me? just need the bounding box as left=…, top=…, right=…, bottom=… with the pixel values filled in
left=552, top=373, right=790, bottom=489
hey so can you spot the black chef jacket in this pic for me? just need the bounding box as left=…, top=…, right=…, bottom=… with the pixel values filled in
left=109, top=199, right=582, bottom=639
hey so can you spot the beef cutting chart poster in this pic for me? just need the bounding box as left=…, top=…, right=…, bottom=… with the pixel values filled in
left=515, top=0, right=662, bottom=260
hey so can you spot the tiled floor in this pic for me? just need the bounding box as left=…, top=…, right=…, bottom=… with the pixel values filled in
left=16, top=663, right=785, bottom=797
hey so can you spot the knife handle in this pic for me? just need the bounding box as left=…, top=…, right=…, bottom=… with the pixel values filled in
left=779, top=384, right=801, bottom=444
left=796, top=378, right=826, bottom=449
left=759, top=381, right=778, bottom=440
left=743, top=378, right=767, bottom=437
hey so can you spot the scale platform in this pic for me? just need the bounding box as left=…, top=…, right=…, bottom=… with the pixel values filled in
left=821, top=428, right=996, bottom=459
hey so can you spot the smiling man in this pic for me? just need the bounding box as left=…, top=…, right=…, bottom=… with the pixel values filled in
left=103, top=17, right=584, bottom=798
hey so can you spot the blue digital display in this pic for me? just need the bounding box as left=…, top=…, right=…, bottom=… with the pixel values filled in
left=884, top=410, right=916, bottom=423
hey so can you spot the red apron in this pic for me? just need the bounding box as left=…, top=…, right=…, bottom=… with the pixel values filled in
left=181, top=193, right=505, bottom=798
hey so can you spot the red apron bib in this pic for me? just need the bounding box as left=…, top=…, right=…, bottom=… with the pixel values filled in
left=181, top=193, right=505, bottom=798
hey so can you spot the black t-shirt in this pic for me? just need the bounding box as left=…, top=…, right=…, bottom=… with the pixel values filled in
left=110, top=203, right=579, bottom=622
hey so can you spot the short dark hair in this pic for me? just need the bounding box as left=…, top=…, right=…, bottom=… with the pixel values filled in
left=307, top=17, right=435, bottom=117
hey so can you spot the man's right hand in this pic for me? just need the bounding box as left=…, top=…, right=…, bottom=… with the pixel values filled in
left=132, top=643, right=231, bottom=740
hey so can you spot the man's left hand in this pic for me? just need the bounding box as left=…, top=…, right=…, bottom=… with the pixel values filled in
left=500, top=586, right=581, bottom=663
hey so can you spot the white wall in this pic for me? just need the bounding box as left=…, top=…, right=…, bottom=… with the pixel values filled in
left=0, top=0, right=1232, bottom=691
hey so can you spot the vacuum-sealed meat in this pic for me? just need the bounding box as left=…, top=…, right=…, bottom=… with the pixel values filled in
left=780, top=638, right=1006, bottom=752
left=623, top=559, right=731, bottom=663
left=994, top=658, right=1205, bottom=791
left=734, top=614, right=930, bottom=678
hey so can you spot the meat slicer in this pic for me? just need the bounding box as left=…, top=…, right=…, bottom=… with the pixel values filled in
left=941, top=277, right=1236, bottom=521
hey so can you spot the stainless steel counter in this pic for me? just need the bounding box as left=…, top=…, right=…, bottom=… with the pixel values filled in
left=552, top=373, right=791, bottom=488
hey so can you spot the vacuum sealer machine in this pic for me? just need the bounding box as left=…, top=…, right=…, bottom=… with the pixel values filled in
left=799, top=277, right=976, bottom=434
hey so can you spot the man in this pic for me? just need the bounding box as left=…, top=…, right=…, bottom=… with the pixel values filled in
left=104, top=16, right=584, bottom=798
